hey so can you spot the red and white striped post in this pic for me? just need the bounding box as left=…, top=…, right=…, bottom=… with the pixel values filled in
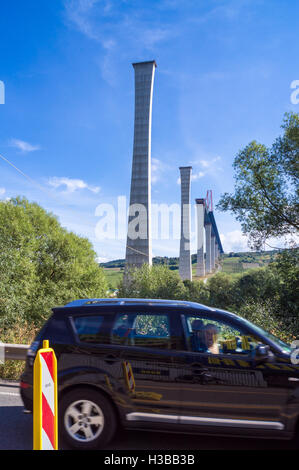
left=33, top=340, right=58, bottom=450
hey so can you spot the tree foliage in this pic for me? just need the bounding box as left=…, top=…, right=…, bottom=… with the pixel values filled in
left=119, top=252, right=298, bottom=340
left=217, top=112, right=299, bottom=249
left=268, top=248, right=299, bottom=325
left=0, top=197, right=107, bottom=329
left=118, top=264, right=187, bottom=300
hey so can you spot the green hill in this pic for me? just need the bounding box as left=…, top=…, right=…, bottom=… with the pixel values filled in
left=101, top=250, right=279, bottom=287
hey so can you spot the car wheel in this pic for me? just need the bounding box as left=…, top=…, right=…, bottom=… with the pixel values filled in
left=59, top=388, right=117, bottom=450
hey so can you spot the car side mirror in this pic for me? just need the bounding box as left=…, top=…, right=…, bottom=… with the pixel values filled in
left=254, top=344, right=275, bottom=363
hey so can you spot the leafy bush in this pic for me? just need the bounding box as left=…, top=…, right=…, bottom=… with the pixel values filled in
left=118, top=264, right=187, bottom=300
left=118, top=251, right=298, bottom=341
left=0, top=198, right=109, bottom=379
left=0, top=197, right=107, bottom=328
left=236, top=299, right=294, bottom=343
left=232, top=267, right=281, bottom=308
left=268, top=248, right=299, bottom=323
left=183, top=279, right=210, bottom=305
left=206, top=272, right=236, bottom=309
left=0, top=317, right=38, bottom=380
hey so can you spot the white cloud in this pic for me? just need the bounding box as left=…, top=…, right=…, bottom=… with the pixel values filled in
left=142, top=27, right=174, bottom=50
left=64, top=0, right=175, bottom=46
left=63, top=0, right=176, bottom=86
left=220, top=231, right=299, bottom=253
left=199, top=160, right=210, bottom=168
left=190, top=0, right=253, bottom=26
left=10, top=138, right=41, bottom=153
left=64, top=0, right=101, bottom=41
left=192, top=156, right=222, bottom=170
left=152, top=158, right=171, bottom=184
left=177, top=171, right=205, bottom=184
left=0, top=188, right=5, bottom=196
left=220, top=230, right=249, bottom=253
left=48, top=177, right=100, bottom=194
left=174, top=154, right=223, bottom=185
left=96, top=256, right=110, bottom=264
left=102, top=38, right=116, bottom=51
left=265, top=234, right=299, bottom=250
left=191, top=171, right=205, bottom=181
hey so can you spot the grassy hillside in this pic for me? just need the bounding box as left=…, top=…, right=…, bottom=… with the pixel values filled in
left=220, top=251, right=275, bottom=274
left=102, top=250, right=278, bottom=287
left=103, top=268, right=123, bottom=289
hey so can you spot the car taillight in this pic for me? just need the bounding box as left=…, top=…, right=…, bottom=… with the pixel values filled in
left=20, top=381, right=30, bottom=389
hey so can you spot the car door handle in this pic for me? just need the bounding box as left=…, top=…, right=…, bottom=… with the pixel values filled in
left=192, top=368, right=208, bottom=375
left=104, top=355, right=118, bottom=364
left=195, top=370, right=214, bottom=380
left=190, top=366, right=217, bottom=383
left=190, top=364, right=209, bottom=374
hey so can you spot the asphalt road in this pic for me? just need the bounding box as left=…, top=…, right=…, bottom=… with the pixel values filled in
left=0, top=380, right=298, bottom=451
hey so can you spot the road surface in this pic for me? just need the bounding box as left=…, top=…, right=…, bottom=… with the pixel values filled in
left=0, top=380, right=297, bottom=451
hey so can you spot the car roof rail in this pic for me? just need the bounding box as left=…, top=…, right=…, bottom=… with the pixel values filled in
left=62, top=298, right=215, bottom=310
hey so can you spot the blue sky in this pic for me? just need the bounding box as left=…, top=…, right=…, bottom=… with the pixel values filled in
left=0, top=0, right=298, bottom=261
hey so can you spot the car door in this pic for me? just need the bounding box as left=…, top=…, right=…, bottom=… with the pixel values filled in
left=110, top=307, right=184, bottom=424
left=177, top=311, right=290, bottom=434
left=62, top=310, right=125, bottom=390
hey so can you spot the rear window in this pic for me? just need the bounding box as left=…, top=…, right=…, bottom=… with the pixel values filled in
left=73, top=315, right=105, bottom=343
left=40, top=316, right=73, bottom=344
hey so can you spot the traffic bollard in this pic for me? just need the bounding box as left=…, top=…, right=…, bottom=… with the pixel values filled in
left=33, top=340, right=58, bottom=450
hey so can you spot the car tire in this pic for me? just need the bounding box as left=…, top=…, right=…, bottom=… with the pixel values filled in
left=59, top=387, right=117, bottom=450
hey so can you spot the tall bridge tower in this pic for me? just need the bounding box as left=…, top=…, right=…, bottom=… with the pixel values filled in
left=125, top=61, right=156, bottom=269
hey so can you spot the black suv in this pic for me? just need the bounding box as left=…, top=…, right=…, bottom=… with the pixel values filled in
left=20, top=298, right=299, bottom=450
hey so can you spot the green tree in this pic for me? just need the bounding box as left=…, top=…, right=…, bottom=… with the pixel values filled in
left=268, top=248, right=299, bottom=325
left=0, top=197, right=107, bottom=329
left=237, top=299, right=293, bottom=343
left=217, top=112, right=299, bottom=249
left=183, top=279, right=210, bottom=305
left=232, top=267, right=280, bottom=309
left=118, top=264, right=187, bottom=300
left=206, top=273, right=236, bottom=309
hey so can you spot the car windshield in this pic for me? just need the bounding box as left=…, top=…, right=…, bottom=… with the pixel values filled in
left=238, top=317, right=292, bottom=353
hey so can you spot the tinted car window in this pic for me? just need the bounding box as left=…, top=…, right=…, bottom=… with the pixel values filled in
left=73, top=315, right=105, bottom=343
left=111, top=313, right=172, bottom=349
left=184, top=315, right=264, bottom=354
left=44, top=316, right=73, bottom=343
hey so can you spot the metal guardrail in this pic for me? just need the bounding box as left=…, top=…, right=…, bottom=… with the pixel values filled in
left=0, top=343, right=29, bottom=361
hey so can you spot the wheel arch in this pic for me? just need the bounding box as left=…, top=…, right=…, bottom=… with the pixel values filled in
left=58, top=383, right=123, bottom=427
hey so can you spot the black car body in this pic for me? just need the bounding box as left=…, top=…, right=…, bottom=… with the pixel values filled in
left=20, top=298, right=299, bottom=449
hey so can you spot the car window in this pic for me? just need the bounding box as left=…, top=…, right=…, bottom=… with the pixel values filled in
left=73, top=315, right=105, bottom=343
left=111, top=313, right=172, bottom=349
left=44, top=316, right=73, bottom=343
left=184, top=315, right=263, bottom=355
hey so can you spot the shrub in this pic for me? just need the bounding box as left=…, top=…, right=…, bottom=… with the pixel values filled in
left=0, top=197, right=109, bottom=380
left=0, top=197, right=108, bottom=327
left=0, top=317, right=38, bottom=380
left=183, top=279, right=210, bottom=305
left=206, top=272, right=236, bottom=309
left=236, top=299, right=295, bottom=343
left=118, top=264, right=187, bottom=300
left=232, top=267, right=281, bottom=309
